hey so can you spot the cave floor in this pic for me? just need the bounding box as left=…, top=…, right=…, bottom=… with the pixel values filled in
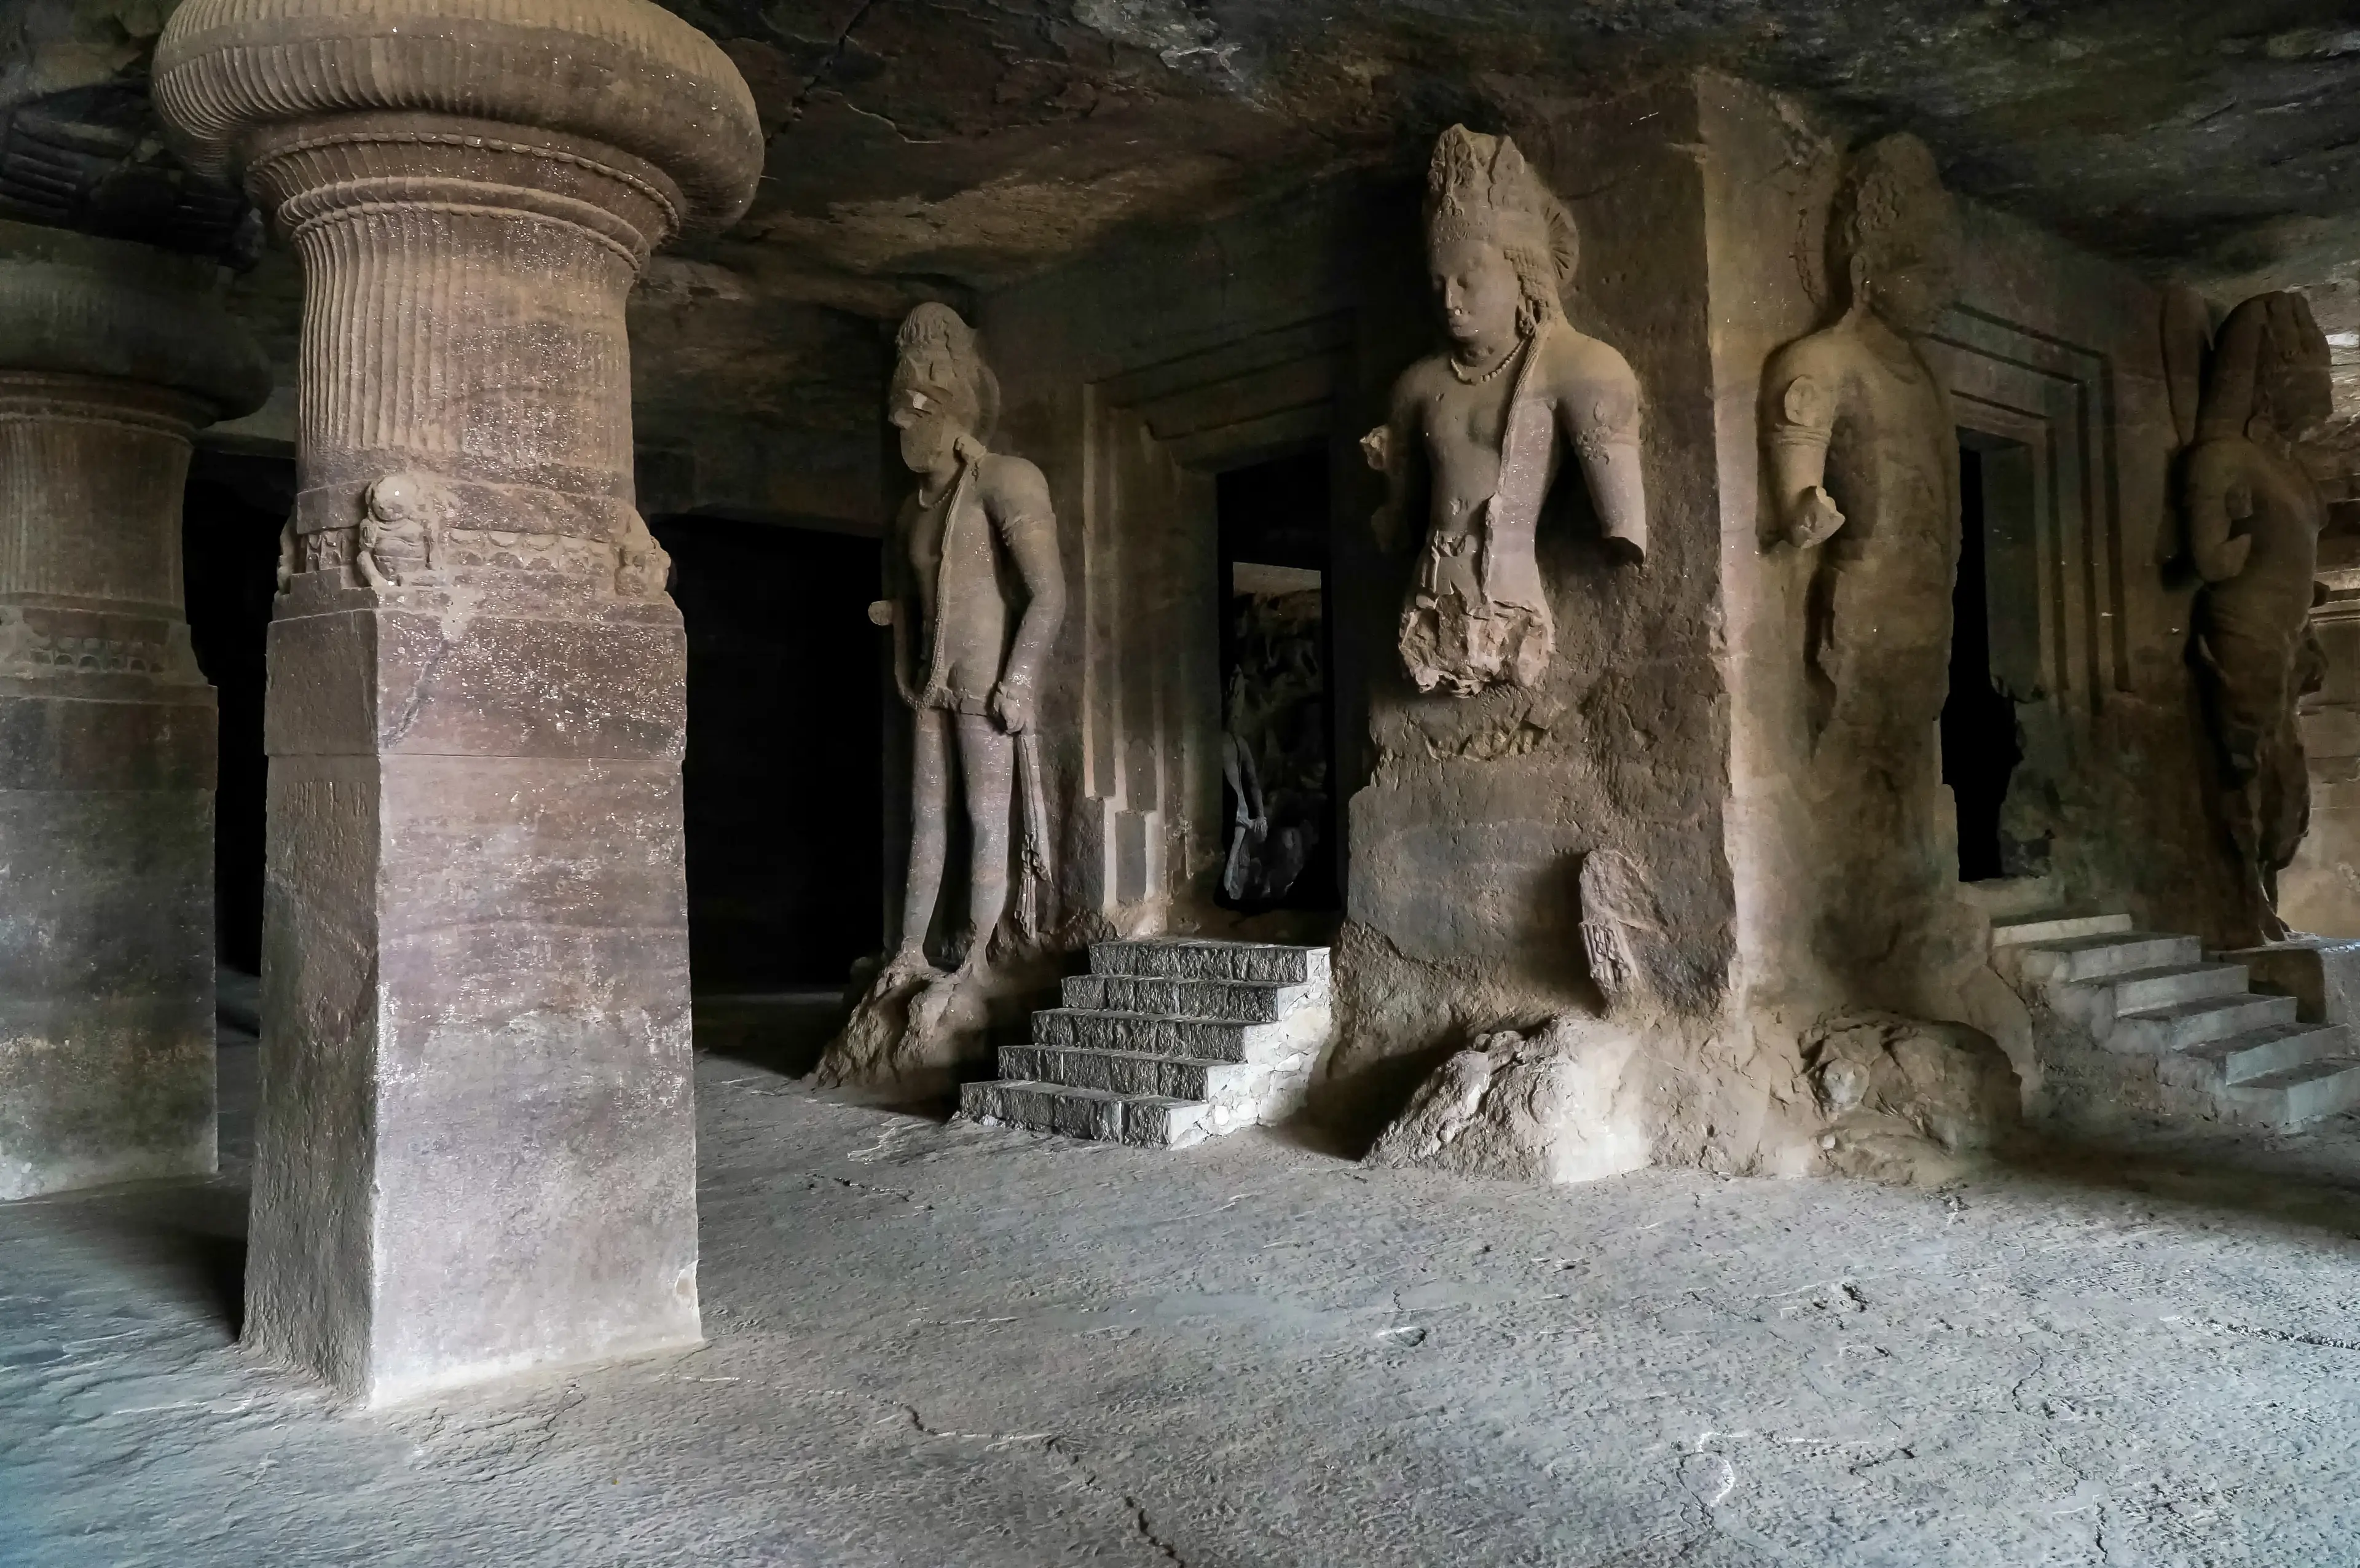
left=8, top=1021, right=2360, bottom=1566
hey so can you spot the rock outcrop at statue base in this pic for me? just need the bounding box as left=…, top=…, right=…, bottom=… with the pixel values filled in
left=1365, top=1016, right=1651, bottom=1183
left=1803, top=1012, right=2021, bottom=1185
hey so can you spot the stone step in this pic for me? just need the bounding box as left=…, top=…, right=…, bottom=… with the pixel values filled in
left=1990, top=911, right=2136, bottom=948
left=1032, top=1006, right=1323, bottom=1067
left=2106, top=962, right=2250, bottom=1012
left=959, top=1079, right=1211, bottom=1149
left=1062, top=972, right=1315, bottom=1023
left=2009, top=931, right=2202, bottom=984
left=1089, top=938, right=1330, bottom=987
left=1000, top=1042, right=1264, bottom=1103
left=2112, top=992, right=2300, bottom=1054
left=2220, top=1057, right=2360, bottom=1132
left=2159, top=1022, right=2344, bottom=1089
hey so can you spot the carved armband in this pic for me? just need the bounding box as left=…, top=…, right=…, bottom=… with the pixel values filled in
left=1772, top=374, right=1833, bottom=445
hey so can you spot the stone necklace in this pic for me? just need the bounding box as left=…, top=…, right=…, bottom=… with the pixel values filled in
left=1449, top=336, right=1524, bottom=386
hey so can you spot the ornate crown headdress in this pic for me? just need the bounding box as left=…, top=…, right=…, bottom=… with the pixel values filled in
left=1424, top=125, right=1579, bottom=338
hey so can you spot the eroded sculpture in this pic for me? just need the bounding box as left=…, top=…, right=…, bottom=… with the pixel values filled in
left=1365, top=125, right=1646, bottom=698
left=1762, top=133, right=1972, bottom=999
left=2181, top=292, right=2334, bottom=938
left=1764, top=132, right=1962, bottom=751
left=817, top=304, right=1066, bottom=1090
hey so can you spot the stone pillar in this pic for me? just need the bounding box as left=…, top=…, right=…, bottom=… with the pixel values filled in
left=152, top=0, right=761, bottom=1403
left=0, top=219, right=269, bottom=1201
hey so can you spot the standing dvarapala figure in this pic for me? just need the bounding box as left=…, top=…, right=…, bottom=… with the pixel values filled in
left=1762, top=133, right=1972, bottom=1005
left=1764, top=132, right=1962, bottom=755
left=1364, top=125, right=1646, bottom=698
left=2182, top=292, right=2334, bottom=938
left=815, top=304, right=1064, bottom=1090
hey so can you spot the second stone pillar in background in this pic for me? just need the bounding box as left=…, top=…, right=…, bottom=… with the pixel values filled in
left=154, top=0, right=763, bottom=1403
left=0, top=219, right=268, bottom=1200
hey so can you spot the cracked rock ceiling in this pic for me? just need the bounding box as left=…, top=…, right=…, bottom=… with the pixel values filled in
left=8, top=0, right=2360, bottom=445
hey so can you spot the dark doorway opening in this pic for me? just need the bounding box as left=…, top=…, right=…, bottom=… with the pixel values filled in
left=650, top=516, right=884, bottom=990
left=181, top=449, right=293, bottom=976
left=1214, top=449, right=1338, bottom=913
left=1942, top=439, right=2024, bottom=882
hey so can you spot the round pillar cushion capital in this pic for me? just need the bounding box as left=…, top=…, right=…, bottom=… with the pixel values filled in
left=152, top=0, right=765, bottom=233
left=0, top=219, right=270, bottom=423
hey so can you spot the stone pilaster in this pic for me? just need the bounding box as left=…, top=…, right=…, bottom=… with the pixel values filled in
left=0, top=219, right=268, bottom=1201
left=152, top=0, right=761, bottom=1403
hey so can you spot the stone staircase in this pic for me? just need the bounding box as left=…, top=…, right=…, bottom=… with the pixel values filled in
left=1992, top=913, right=2360, bottom=1132
left=958, top=938, right=1332, bottom=1148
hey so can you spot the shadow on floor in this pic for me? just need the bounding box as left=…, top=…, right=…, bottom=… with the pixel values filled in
left=694, top=990, right=849, bottom=1080
left=1986, top=1120, right=2360, bottom=1245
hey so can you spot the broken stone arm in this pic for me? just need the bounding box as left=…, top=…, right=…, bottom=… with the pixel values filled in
left=1562, top=382, right=1646, bottom=559
left=1363, top=374, right=1424, bottom=554
left=989, top=464, right=1066, bottom=734
left=2183, top=442, right=2257, bottom=584
left=1764, top=366, right=1845, bottom=549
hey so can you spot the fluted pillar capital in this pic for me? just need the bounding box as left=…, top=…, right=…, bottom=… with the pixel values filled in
left=152, top=0, right=763, bottom=247
left=0, top=218, right=270, bottom=428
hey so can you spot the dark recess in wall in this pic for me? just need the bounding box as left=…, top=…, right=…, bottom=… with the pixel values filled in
left=1216, top=447, right=1339, bottom=913
left=651, top=515, right=884, bottom=990
left=181, top=449, right=291, bottom=976
left=1942, top=441, right=2024, bottom=883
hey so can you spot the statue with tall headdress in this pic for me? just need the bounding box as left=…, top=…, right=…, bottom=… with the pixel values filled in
left=1363, top=125, right=1647, bottom=699
left=2178, top=291, right=2335, bottom=938
left=816, top=303, right=1066, bottom=1091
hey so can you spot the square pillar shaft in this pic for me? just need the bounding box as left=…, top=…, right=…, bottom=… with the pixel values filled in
left=245, top=152, right=701, bottom=1402
left=152, top=0, right=763, bottom=1403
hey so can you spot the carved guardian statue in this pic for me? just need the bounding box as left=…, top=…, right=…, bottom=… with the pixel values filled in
left=1763, top=132, right=1962, bottom=754
left=2182, top=292, right=2334, bottom=938
left=1760, top=133, right=1972, bottom=1004
left=816, top=304, right=1067, bottom=1089
left=1366, top=125, right=1647, bottom=698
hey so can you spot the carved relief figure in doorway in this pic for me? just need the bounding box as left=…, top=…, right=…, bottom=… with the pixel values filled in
left=2182, top=292, right=2334, bottom=938
left=1364, top=125, right=1646, bottom=698
left=816, top=304, right=1066, bottom=1089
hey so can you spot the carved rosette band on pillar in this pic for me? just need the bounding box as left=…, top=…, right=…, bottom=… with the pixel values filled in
left=0, top=220, right=269, bottom=1201
left=153, top=0, right=761, bottom=1403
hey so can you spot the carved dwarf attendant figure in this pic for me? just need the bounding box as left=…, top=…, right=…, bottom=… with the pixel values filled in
left=881, top=304, right=1065, bottom=981
left=1764, top=133, right=1962, bottom=755
left=1367, top=125, right=1646, bottom=697
left=2183, top=292, right=2334, bottom=935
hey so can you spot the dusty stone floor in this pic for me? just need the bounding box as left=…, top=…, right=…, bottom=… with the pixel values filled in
left=7, top=1001, right=2360, bottom=1565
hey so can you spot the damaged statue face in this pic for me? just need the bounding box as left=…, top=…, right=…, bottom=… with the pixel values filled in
left=1428, top=232, right=1523, bottom=356
left=891, top=387, right=962, bottom=476
left=1864, top=241, right=1956, bottom=337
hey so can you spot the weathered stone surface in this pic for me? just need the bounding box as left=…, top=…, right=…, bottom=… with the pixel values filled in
left=151, top=0, right=760, bottom=1402
left=1366, top=1016, right=1651, bottom=1185
left=2175, top=291, right=2336, bottom=944
left=1803, top=1013, right=2020, bottom=1186
left=1088, top=936, right=1328, bottom=986
left=1032, top=1003, right=1328, bottom=1066
left=0, top=218, right=265, bottom=1202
